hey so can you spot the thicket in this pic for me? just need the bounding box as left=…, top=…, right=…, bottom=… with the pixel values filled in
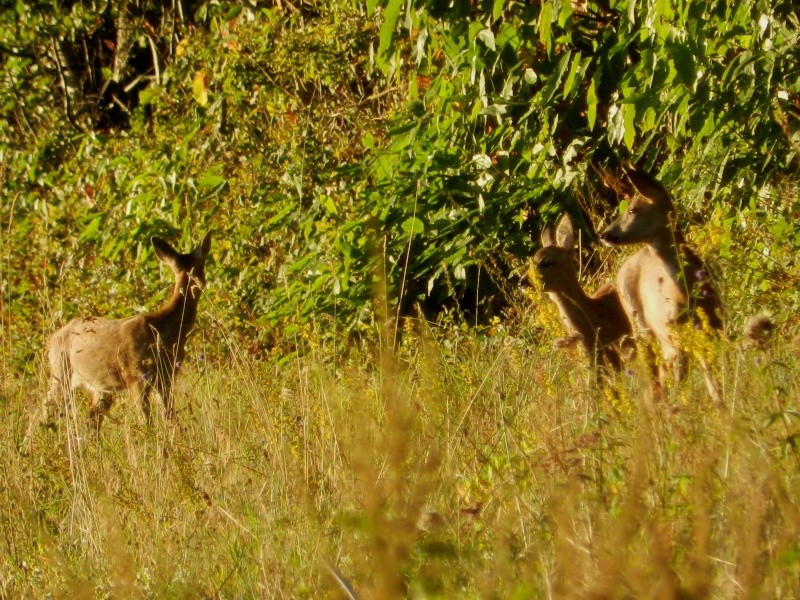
left=1, top=0, right=799, bottom=370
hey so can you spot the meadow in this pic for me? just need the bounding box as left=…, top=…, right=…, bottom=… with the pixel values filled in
left=2, top=288, right=800, bottom=598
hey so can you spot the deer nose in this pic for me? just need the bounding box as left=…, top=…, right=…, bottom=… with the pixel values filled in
left=599, top=228, right=618, bottom=246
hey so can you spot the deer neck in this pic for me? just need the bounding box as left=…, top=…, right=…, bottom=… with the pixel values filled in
left=646, top=223, right=682, bottom=260
left=548, top=282, right=594, bottom=333
left=646, top=228, right=693, bottom=297
left=148, top=272, right=203, bottom=347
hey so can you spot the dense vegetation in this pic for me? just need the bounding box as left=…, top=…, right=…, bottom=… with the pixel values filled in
left=2, top=0, right=799, bottom=368
left=2, top=0, right=800, bottom=597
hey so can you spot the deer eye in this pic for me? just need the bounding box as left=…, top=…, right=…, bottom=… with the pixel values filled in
left=628, top=206, right=638, bottom=216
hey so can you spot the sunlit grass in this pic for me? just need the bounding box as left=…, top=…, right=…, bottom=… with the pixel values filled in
left=2, top=311, right=800, bottom=598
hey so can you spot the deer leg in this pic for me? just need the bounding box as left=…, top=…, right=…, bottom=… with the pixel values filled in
left=699, top=358, right=723, bottom=407
left=138, top=384, right=153, bottom=425
left=160, top=381, right=174, bottom=420
left=640, top=342, right=666, bottom=402
left=89, top=392, right=114, bottom=432
left=44, top=376, right=67, bottom=424
left=144, top=369, right=173, bottom=421
left=44, top=348, right=73, bottom=424
left=599, top=344, right=624, bottom=373
left=672, top=352, right=689, bottom=382
left=151, top=355, right=176, bottom=419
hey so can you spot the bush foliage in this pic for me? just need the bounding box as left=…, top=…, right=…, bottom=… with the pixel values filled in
left=1, top=0, right=800, bottom=369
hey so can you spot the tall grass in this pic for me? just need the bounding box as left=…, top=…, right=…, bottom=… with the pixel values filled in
left=2, top=301, right=800, bottom=598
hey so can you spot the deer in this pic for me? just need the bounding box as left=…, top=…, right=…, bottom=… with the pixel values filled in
left=46, top=232, right=212, bottom=430
left=599, top=165, right=723, bottom=403
left=533, top=213, right=633, bottom=373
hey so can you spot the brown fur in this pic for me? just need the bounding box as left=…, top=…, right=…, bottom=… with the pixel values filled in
left=46, top=232, right=212, bottom=429
left=534, top=213, right=633, bottom=372
left=600, top=166, right=722, bottom=401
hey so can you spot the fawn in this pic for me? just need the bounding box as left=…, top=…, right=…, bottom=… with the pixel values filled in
left=46, top=232, right=212, bottom=429
left=600, top=165, right=723, bottom=402
left=534, top=213, right=633, bottom=372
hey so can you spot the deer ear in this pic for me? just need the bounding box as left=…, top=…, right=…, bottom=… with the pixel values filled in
left=196, top=231, right=212, bottom=260
left=540, top=222, right=556, bottom=248
left=151, top=237, right=179, bottom=267
left=555, top=214, right=574, bottom=250
left=623, top=164, right=673, bottom=209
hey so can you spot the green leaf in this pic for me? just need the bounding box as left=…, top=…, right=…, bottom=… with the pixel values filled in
left=477, top=28, right=496, bottom=51
left=496, top=23, right=519, bottom=50
left=192, top=71, right=209, bottom=106
left=627, top=0, right=638, bottom=25
left=362, top=133, right=375, bottom=150
left=198, top=174, right=226, bottom=189
left=623, top=103, right=636, bottom=149
left=587, top=68, right=600, bottom=130
left=377, top=0, right=403, bottom=71
left=225, top=5, right=242, bottom=20
left=402, top=217, right=425, bottom=235
left=79, top=215, right=103, bottom=242
left=539, top=2, right=553, bottom=53
left=312, top=274, right=328, bottom=292
left=481, top=104, right=507, bottom=117
left=608, top=105, right=625, bottom=145
left=322, top=196, right=338, bottom=216
left=541, top=51, right=571, bottom=104
left=492, top=0, right=504, bottom=21
left=561, top=53, right=583, bottom=100
left=669, top=43, right=696, bottom=87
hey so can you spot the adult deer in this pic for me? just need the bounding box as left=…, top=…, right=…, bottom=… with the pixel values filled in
left=46, top=232, right=212, bottom=430
left=534, top=213, right=633, bottom=372
left=599, top=165, right=723, bottom=402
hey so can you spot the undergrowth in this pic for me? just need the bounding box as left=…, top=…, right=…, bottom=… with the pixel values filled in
left=2, top=299, right=800, bottom=599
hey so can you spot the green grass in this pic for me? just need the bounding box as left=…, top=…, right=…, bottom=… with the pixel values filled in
left=2, top=310, right=800, bottom=598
